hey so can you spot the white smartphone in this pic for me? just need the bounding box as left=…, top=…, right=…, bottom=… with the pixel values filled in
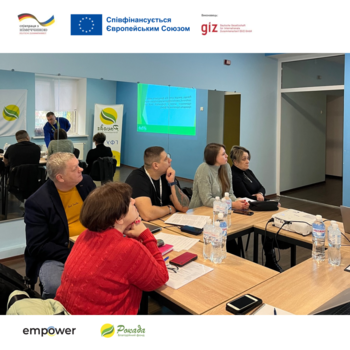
left=226, top=294, right=262, bottom=315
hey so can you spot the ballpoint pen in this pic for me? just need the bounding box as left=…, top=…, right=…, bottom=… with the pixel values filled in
left=274, top=308, right=277, bottom=315
left=164, top=256, right=169, bottom=262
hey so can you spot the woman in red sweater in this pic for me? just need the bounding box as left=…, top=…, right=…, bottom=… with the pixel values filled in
left=55, top=182, right=169, bottom=315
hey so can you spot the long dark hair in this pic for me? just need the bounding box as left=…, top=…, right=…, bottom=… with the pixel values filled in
left=204, top=143, right=229, bottom=196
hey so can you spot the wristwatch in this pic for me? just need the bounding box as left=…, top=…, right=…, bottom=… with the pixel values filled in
left=167, top=205, right=172, bottom=214
left=168, top=181, right=177, bottom=187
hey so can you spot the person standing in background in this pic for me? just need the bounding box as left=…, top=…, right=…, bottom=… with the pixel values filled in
left=43, top=112, right=71, bottom=148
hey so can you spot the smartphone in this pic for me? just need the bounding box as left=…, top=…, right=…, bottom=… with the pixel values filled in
left=169, top=252, right=198, bottom=267
left=180, top=225, right=203, bottom=235
left=233, top=210, right=254, bottom=216
left=226, top=294, right=262, bottom=315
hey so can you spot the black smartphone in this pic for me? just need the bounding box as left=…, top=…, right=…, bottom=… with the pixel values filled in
left=226, top=294, right=262, bottom=315
left=233, top=210, right=254, bottom=216
left=180, top=225, right=203, bottom=235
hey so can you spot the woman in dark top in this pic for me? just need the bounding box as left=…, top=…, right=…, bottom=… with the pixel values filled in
left=230, top=145, right=283, bottom=272
left=230, top=146, right=265, bottom=201
left=85, top=133, right=113, bottom=174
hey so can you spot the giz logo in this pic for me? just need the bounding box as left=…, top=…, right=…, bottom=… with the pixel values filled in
left=201, top=23, right=218, bottom=36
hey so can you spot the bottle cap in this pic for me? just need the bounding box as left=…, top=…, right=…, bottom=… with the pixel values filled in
left=225, top=192, right=229, bottom=197
left=215, top=196, right=220, bottom=200
left=332, top=223, right=338, bottom=229
left=316, top=215, right=322, bottom=221
left=330, top=220, right=336, bottom=225
left=218, top=213, right=224, bottom=219
left=214, top=221, right=220, bottom=227
left=221, top=198, right=226, bottom=202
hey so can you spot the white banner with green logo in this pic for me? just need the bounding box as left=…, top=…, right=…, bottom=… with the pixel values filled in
left=0, top=89, right=27, bottom=136
left=93, top=104, right=124, bottom=167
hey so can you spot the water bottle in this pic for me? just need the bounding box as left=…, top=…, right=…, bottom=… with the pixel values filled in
left=213, top=196, right=221, bottom=223
left=328, top=223, right=341, bottom=266
left=220, top=198, right=228, bottom=221
left=217, top=212, right=227, bottom=260
left=203, top=219, right=214, bottom=260
left=211, top=221, right=223, bottom=264
left=312, top=215, right=326, bottom=261
left=224, top=192, right=232, bottom=227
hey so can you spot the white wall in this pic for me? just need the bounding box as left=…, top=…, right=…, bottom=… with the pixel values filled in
left=280, top=92, right=327, bottom=191
left=207, top=90, right=225, bottom=144
left=326, top=94, right=344, bottom=176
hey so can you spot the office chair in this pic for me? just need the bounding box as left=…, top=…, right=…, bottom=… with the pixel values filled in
left=73, top=148, right=80, bottom=159
left=89, top=157, right=117, bottom=185
left=4, top=164, right=47, bottom=219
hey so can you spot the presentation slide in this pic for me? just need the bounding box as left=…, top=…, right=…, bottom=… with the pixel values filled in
left=137, top=83, right=196, bottom=135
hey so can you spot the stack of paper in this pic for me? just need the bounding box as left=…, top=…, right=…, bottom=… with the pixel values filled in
left=165, top=213, right=210, bottom=229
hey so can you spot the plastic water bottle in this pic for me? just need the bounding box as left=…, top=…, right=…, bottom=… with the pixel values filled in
left=203, top=219, right=214, bottom=260
left=224, top=192, right=232, bottom=227
left=217, top=212, right=227, bottom=260
left=220, top=198, right=228, bottom=222
left=312, top=215, right=326, bottom=261
left=211, top=221, right=223, bottom=264
left=328, top=223, right=341, bottom=266
left=213, top=196, right=221, bottom=223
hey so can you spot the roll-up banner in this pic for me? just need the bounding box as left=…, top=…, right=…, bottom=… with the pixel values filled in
left=93, top=104, right=124, bottom=167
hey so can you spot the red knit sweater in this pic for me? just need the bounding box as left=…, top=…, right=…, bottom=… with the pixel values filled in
left=55, top=227, right=168, bottom=315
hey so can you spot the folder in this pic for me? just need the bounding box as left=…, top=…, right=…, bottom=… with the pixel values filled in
left=159, top=244, right=173, bottom=255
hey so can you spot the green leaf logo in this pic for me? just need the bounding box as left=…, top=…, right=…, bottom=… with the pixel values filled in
left=100, top=108, right=117, bottom=125
left=3, top=105, right=20, bottom=122
left=101, top=324, right=115, bottom=338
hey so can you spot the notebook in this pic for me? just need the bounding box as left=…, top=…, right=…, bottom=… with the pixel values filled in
left=159, top=244, right=173, bottom=255
left=340, top=205, right=350, bottom=234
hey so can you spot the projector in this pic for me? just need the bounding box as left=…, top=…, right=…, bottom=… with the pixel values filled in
left=271, top=209, right=316, bottom=236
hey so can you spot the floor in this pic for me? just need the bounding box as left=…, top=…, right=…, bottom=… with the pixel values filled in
left=0, top=166, right=343, bottom=314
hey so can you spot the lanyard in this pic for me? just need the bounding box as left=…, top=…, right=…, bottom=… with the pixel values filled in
left=51, top=119, right=61, bottom=133
left=145, top=169, right=163, bottom=206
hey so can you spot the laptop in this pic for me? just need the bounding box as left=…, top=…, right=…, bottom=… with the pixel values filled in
left=143, top=222, right=162, bottom=234
left=340, top=205, right=350, bottom=234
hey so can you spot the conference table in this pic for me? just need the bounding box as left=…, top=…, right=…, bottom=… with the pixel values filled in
left=69, top=207, right=350, bottom=315
left=204, top=248, right=350, bottom=315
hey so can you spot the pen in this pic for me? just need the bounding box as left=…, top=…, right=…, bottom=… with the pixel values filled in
left=274, top=308, right=277, bottom=315
left=164, top=256, right=169, bottom=262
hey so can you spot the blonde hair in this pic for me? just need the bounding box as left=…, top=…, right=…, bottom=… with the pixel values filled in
left=47, top=152, right=76, bottom=181
left=229, top=145, right=251, bottom=164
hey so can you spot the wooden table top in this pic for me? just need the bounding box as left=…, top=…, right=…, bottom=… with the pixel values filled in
left=150, top=206, right=288, bottom=242
left=204, top=248, right=350, bottom=315
left=153, top=229, right=278, bottom=314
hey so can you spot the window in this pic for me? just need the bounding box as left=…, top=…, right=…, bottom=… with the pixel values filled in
left=35, top=75, right=80, bottom=136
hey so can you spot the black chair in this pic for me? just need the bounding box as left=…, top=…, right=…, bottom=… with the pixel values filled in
left=73, top=148, right=80, bottom=159
left=4, top=164, right=47, bottom=219
left=89, top=157, right=117, bottom=185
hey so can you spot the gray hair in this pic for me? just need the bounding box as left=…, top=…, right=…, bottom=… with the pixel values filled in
left=47, top=152, right=76, bottom=181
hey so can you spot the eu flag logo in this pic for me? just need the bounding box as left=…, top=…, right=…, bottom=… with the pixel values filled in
left=71, top=14, right=102, bottom=35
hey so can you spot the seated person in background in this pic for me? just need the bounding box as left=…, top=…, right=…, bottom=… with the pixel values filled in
left=55, top=182, right=169, bottom=315
left=230, top=145, right=266, bottom=201
left=230, top=145, right=283, bottom=272
left=189, top=143, right=248, bottom=210
left=47, top=129, right=74, bottom=157
left=44, top=112, right=71, bottom=148
left=125, top=146, right=189, bottom=221
left=85, top=132, right=112, bottom=174
left=3, top=130, right=40, bottom=169
left=24, top=152, right=96, bottom=299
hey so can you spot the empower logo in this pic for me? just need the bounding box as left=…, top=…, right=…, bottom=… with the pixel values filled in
left=23, top=327, right=76, bottom=337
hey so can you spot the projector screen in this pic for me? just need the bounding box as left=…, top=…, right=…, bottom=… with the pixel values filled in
left=137, top=84, right=196, bottom=135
